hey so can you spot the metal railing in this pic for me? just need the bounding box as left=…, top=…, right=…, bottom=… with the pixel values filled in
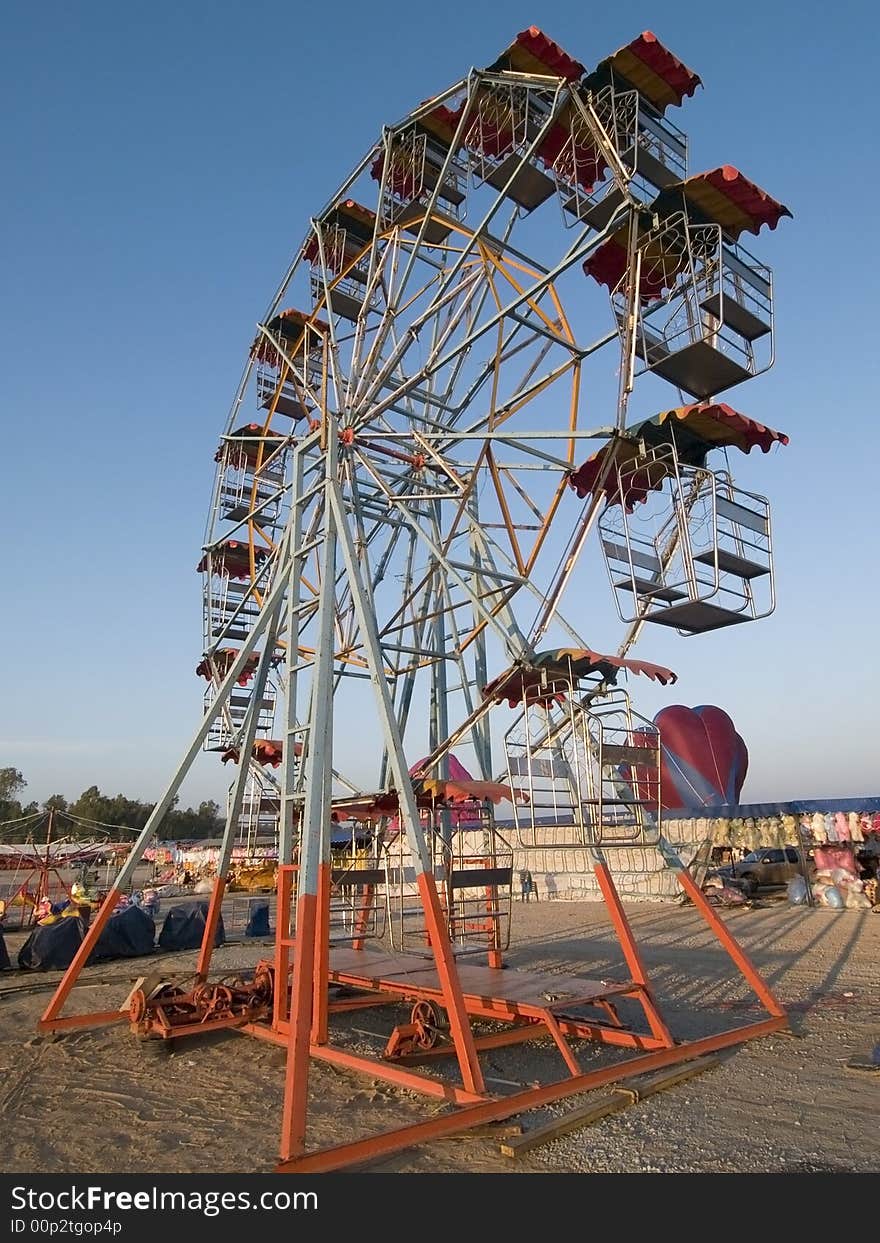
left=599, top=447, right=775, bottom=632
left=505, top=685, right=661, bottom=848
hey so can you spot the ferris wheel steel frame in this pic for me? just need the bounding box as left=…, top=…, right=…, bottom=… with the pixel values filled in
left=38, top=27, right=793, bottom=1173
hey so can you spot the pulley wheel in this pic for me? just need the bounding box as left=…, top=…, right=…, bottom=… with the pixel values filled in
left=128, top=989, right=147, bottom=1024
left=410, top=999, right=447, bottom=1050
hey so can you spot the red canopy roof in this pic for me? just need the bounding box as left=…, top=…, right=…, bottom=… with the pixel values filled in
left=197, top=541, right=270, bottom=580
left=220, top=739, right=299, bottom=768
left=329, top=777, right=517, bottom=822
left=305, top=200, right=378, bottom=257
left=216, top=424, right=285, bottom=466
left=196, top=648, right=281, bottom=687
left=583, top=226, right=685, bottom=300
left=584, top=166, right=789, bottom=295
left=332, top=199, right=378, bottom=233
left=250, top=308, right=329, bottom=365
left=197, top=650, right=259, bottom=686
left=372, top=146, right=431, bottom=199
left=569, top=403, right=789, bottom=508
left=483, top=648, right=676, bottom=708
left=590, top=31, right=701, bottom=111
left=418, top=777, right=515, bottom=805
left=370, top=108, right=466, bottom=195
left=537, top=113, right=607, bottom=192
left=418, top=103, right=465, bottom=145
left=655, top=167, right=792, bottom=239
left=490, top=27, right=585, bottom=81
left=330, top=793, right=400, bottom=822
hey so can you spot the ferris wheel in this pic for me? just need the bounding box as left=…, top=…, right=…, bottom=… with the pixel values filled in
left=193, top=27, right=789, bottom=849
left=43, top=27, right=793, bottom=1174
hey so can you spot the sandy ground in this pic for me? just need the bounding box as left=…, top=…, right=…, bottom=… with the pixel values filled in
left=1, top=895, right=877, bottom=1174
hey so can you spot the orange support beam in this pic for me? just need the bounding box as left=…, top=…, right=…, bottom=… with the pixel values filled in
left=675, top=867, right=787, bottom=1018
left=416, top=871, right=486, bottom=1098
left=350, top=883, right=374, bottom=951
left=276, top=1017, right=787, bottom=1174
left=279, top=884, right=319, bottom=1162
left=311, top=863, right=331, bottom=1044
left=196, top=874, right=227, bottom=980
left=39, top=889, right=122, bottom=1030
left=273, top=866, right=294, bottom=1028
left=592, top=860, right=675, bottom=1047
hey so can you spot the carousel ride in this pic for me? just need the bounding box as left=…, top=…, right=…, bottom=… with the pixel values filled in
left=40, top=27, right=793, bottom=1172
left=0, top=809, right=129, bottom=927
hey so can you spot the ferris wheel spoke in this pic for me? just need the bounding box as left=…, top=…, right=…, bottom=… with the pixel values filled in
left=349, top=265, right=477, bottom=419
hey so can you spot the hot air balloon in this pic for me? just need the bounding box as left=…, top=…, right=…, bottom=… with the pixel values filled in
left=652, top=705, right=748, bottom=811
left=409, top=753, right=474, bottom=784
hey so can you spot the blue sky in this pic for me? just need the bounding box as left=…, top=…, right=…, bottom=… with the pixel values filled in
left=1, top=0, right=877, bottom=810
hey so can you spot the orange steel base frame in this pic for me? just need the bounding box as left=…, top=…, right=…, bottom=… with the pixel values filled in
left=37, top=859, right=787, bottom=1173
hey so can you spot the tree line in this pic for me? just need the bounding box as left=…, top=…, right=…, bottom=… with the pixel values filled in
left=0, top=768, right=224, bottom=842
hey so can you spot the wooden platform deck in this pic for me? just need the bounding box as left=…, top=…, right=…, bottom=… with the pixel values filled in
left=329, top=947, right=635, bottom=1019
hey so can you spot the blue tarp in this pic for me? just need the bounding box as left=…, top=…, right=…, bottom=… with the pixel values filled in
left=244, top=900, right=270, bottom=938
left=330, top=826, right=373, bottom=845
left=158, top=901, right=225, bottom=951
left=17, top=906, right=157, bottom=971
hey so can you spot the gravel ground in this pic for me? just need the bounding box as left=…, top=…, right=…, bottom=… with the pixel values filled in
left=0, top=895, right=877, bottom=1174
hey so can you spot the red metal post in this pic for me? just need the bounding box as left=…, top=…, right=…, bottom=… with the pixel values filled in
left=416, top=871, right=486, bottom=1097
left=592, top=860, right=675, bottom=1047
left=279, top=886, right=318, bottom=1161
left=350, top=883, right=374, bottom=951
left=310, top=1044, right=485, bottom=1104
left=311, top=862, right=331, bottom=1044
left=275, top=1016, right=787, bottom=1174
left=541, top=1010, right=582, bottom=1077
left=273, top=865, right=294, bottom=1029
left=675, top=868, right=787, bottom=1018
left=195, top=874, right=227, bottom=980
left=39, top=888, right=120, bottom=1029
